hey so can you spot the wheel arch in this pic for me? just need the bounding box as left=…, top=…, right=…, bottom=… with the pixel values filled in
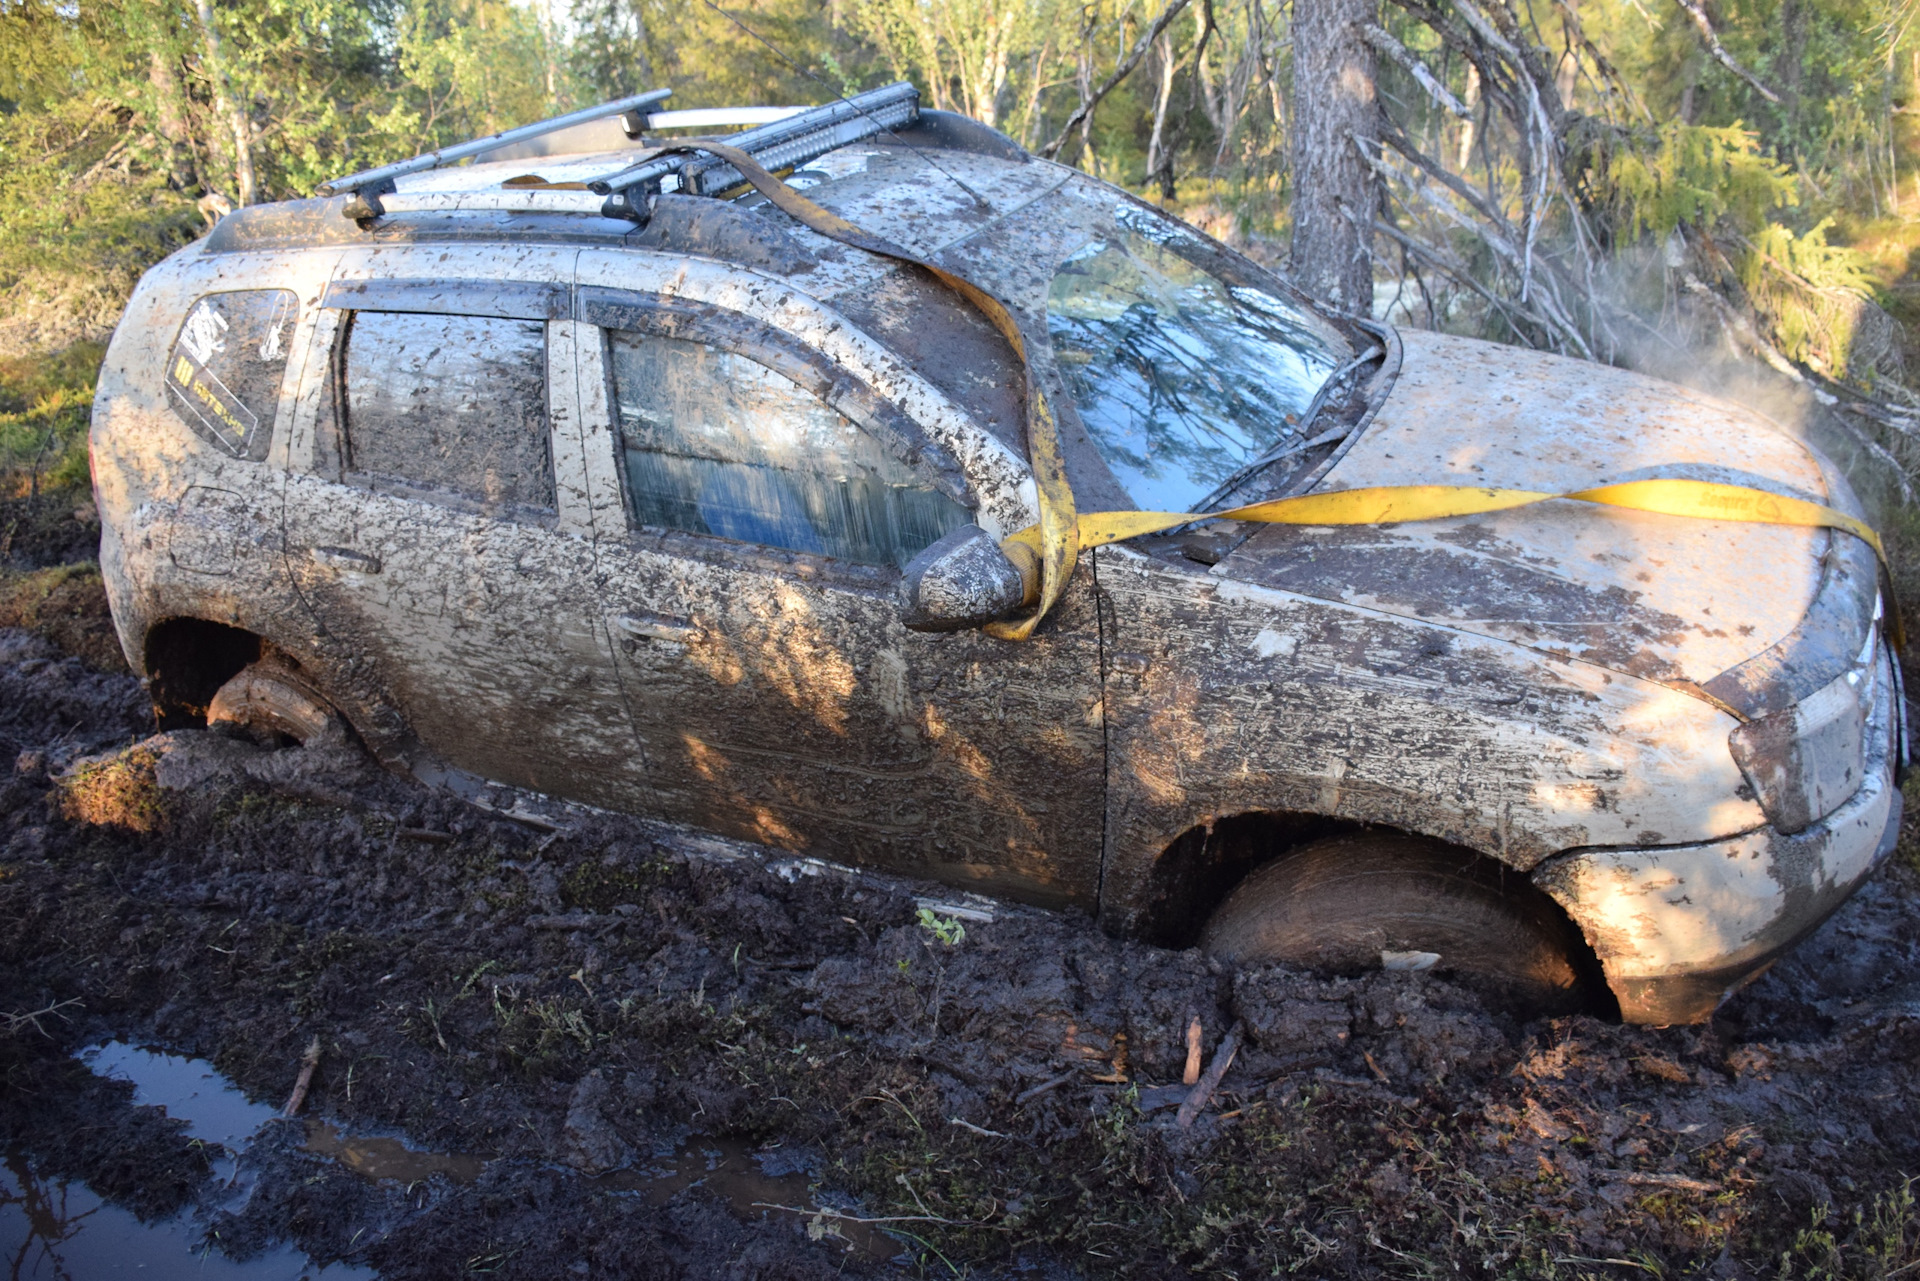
left=142, top=616, right=264, bottom=728
left=1132, top=809, right=1617, bottom=1012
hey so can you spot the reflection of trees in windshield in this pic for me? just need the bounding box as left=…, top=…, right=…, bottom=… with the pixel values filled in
left=1046, top=228, right=1340, bottom=512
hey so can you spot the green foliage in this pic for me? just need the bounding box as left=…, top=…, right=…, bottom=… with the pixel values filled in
left=1777, top=1180, right=1920, bottom=1280
left=1744, top=218, right=1887, bottom=378
left=0, top=341, right=103, bottom=499
left=1591, top=123, right=1887, bottom=381
left=0, top=92, right=201, bottom=290
left=1605, top=123, right=1801, bottom=242
left=914, top=907, right=966, bottom=945
left=0, top=0, right=1910, bottom=406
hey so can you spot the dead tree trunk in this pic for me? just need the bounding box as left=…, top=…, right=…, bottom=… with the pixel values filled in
left=1288, top=0, right=1381, bottom=312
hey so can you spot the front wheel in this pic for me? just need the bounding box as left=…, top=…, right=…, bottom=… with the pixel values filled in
left=1201, top=831, right=1600, bottom=1016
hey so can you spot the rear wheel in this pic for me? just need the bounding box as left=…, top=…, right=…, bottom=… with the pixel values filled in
left=207, top=659, right=348, bottom=749
left=1200, top=831, right=1597, bottom=1015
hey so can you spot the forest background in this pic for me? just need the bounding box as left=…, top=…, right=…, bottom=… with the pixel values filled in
left=0, top=0, right=1917, bottom=519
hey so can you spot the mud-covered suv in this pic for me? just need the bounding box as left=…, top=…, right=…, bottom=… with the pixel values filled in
left=92, top=86, right=1904, bottom=1024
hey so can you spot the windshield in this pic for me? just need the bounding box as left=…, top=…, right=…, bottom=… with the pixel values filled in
left=1046, top=207, right=1347, bottom=512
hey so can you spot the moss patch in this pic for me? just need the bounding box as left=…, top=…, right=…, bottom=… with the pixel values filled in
left=57, top=745, right=169, bottom=833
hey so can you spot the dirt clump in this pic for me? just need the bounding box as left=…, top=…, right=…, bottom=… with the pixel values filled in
left=3, top=571, right=1920, bottom=1277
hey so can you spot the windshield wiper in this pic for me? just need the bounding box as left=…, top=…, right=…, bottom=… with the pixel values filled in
left=1191, top=344, right=1384, bottom=514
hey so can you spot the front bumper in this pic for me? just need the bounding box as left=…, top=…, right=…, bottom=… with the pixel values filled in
left=1533, top=642, right=1904, bottom=1025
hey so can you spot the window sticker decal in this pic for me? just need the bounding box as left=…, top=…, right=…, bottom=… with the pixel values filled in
left=164, top=290, right=297, bottom=461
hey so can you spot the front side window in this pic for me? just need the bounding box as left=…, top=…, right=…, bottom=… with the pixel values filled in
left=607, top=331, right=968, bottom=568
left=166, top=289, right=297, bottom=460
left=339, top=311, right=554, bottom=512
left=1046, top=209, right=1347, bottom=512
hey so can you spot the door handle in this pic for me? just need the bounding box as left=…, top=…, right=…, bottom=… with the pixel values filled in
left=615, top=611, right=699, bottom=643
left=311, top=545, right=382, bottom=574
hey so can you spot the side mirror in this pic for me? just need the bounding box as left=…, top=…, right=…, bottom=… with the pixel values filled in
left=898, top=525, right=1034, bottom=632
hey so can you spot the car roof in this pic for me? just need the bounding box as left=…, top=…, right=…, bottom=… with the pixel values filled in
left=200, top=110, right=1044, bottom=274
left=194, top=102, right=1358, bottom=503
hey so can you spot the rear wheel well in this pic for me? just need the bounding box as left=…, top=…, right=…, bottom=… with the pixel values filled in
left=143, top=618, right=262, bottom=729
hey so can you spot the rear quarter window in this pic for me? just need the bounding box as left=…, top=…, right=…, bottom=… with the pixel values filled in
left=165, top=289, right=298, bottom=460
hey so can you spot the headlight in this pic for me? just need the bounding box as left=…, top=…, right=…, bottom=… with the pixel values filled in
left=1728, top=616, right=1880, bottom=835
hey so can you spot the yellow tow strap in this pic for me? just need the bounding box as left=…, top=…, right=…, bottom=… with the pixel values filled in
left=669, top=142, right=1896, bottom=650
left=1009, top=479, right=1901, bottom=650
left=1008, top=478, right=1886, bottom=561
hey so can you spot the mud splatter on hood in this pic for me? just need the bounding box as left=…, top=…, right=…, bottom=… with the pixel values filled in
left=1215, top=329, right=1839, bottom=687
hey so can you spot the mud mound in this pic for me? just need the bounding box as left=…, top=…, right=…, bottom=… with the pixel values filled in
left=3, top=614, right=1920, bottom=1278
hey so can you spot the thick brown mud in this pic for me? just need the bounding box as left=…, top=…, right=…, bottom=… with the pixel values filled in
left=3, top=585, right=1920, bottom=1277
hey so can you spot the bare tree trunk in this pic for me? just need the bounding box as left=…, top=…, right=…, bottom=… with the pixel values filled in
left=1017, top=39, right=1051, bottom=147
left=1288, top=0, right=1380, bottom=311
left=1455, top=62, right=1479, bottom=170
left=1146, top=33, right=1178, bottom=193
left=147, top=51, right=199, bottom=192
left=191, top=0, right=256, bottom=205
left=541, top=0, right=560, bottom=111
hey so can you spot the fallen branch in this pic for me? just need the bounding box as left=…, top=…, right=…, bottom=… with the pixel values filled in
left=283, top=1035, right=322, bottom=1117
left=1602, top=1169, right=1723, bottom=1193
left=1828, top=413, right=1919, bottom=505
left=0, top=998, right=82, bottom=1039
left=1176, top=1021, right=1242, bottom=1127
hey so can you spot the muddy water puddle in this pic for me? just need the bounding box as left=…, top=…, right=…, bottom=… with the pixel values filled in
left=2, top=1043, right=375, bottom=1279
left=0, top=1153, right=371, bottom=1280
left=5, top=1042, right=901, bottom=1274
left=597, top=1140, right=902, bottom=1261
left=82, top=1041, right=282, bottom=1178
left=300, top=1121, right=487, bottom=1185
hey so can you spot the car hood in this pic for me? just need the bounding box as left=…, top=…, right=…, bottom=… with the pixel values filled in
left=1213, top=330, right=1853, bottom=691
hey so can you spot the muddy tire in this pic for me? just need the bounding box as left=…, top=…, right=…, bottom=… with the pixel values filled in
left=207, top=660, right=348, bottom=748
left=1200, top=832, right=1597, bottom=1016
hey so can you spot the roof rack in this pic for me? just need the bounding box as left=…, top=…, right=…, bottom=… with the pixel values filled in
left=318, top=88, right=673, bottom=219
left=317, top=81, right=920, bottom=224
left=591, top=82, right=920, bottom=220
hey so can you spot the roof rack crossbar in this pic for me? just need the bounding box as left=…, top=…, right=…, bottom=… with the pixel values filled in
left=590, top=82, right=919, bottom=216
left=319, top=87, right=672, bottom=216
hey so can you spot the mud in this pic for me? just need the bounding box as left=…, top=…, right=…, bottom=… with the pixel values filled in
left=3, top=559, right=1920, bottom=1276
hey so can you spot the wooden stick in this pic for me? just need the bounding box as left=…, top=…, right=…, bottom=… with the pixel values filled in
left=1015, top=1070, right=1078, bottom=1105
left=1182, top=1016, right=1203, bottom=1086
left=1176, top=1023, right=1241, bottom=1128
left=282, top=1036, right=322, bottom=1117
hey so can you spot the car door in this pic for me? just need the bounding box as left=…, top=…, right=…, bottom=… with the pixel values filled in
left=279, top=250, right=646, bottom=814
left=570, top=266, right=1107, bottom=909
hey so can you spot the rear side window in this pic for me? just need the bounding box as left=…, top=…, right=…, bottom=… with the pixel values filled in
left=339, top=311, right=554, bottom=512
left=166, top=289, right=297, bottom=460
left=607, top=331, right=968, bottom=568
